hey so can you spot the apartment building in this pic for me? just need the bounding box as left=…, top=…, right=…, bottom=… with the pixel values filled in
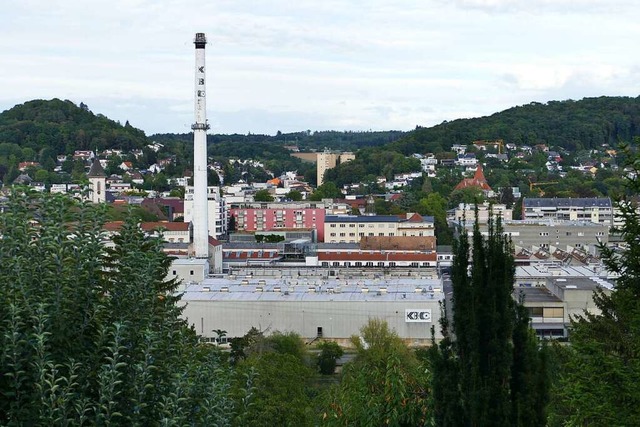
left=324, top=214, right=434, bottom=244
left=522, top=197, right=613, bottom=226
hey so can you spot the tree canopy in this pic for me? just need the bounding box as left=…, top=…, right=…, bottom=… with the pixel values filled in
left=0, top=191, right=233, bottom=426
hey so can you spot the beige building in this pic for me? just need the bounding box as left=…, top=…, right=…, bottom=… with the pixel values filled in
left=450, top=202, right=513, bottom=224
left=324, top=214, right=434, bottom=244
left=317, top=151, right=355, bottom=186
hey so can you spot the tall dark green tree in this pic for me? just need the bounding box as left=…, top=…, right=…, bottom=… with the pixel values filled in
left=549, top=143, right=640, bottom=425
left=430, top=213, right=548, bottom=426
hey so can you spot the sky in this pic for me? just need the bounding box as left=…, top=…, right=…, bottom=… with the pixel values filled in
left=2, top=0, right=639, bottom=136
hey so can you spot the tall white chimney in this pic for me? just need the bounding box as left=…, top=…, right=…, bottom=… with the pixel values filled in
left=192, top=32, right=209, bottom=258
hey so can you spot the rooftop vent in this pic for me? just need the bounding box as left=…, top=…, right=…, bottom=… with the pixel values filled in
left=202, top=286, right=211, bottom=292
left=255, top=286, right=263, bottom=292
left=220, top=286, right=229, bottom=292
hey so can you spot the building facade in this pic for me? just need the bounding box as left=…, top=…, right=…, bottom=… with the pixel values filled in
left=522, top=197, right=614, bottom=226
left=184, top=186, right=228, bottom=238
left=230, top=202, right=326, bottom=241
left=324, top=214, right=435, bottom=244
left=317, top=151, right=355, bottom=186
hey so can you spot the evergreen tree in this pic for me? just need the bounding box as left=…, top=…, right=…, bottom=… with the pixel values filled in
left=430, top=213, right=548, bottom=426
left=549, top=143, right=640, bottom=425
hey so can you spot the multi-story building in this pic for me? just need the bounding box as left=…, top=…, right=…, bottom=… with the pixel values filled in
left=184, top=186, right=228, bottom=238
left=324, top=214, right=434, bottom=244
left=317, top=151, right=355, bottom=186
left=230, top=202, right=327, bottom=241
left=522, top=197, right=614, bottom=226
left=449, top=202, right=513, bottom=224
left=460, top=219, right=609, bottom=255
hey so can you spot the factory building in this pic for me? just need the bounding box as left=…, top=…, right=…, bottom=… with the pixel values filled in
left=180, top=273, right=443, bottom=346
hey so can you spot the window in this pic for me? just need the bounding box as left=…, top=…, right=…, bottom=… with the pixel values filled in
left=340, top=232, right=345, bottom=237
left=349, top=233, right=355, bottom=237
left=543, top=307, right=564, bottom=318
left=539, top=232, right=549, bottom=236
left=330, top=224, right=336, bottom=228
left=528, top=307, right=543, bottom=317
left=190, top=270, right=194, bottom=275
left=349, top=224, right=356, bottom=228
left=359, top=232, right=364, bottom=237
left=172, top=270, right=176, bottom=276
left=340, top=224, right=346, bottom=228
left=330, top=232, right=336, bottom=237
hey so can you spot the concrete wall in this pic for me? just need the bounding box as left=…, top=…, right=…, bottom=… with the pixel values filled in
left=182, top=299, right=441, bottom=344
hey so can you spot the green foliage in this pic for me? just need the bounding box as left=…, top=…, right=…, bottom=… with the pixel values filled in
left=430, top=215, right=548, bottom=426
left=0, top=99, right=147, bottom=155
left=253, top=189, right=274, bottom=202
left=286, top=189, right=303, bottom=201
left=255, top=234, right=285, bottom=243
left=0, top=191, right=233, bottom=426
left=320, top=319, right=430, bottom=426
left=316, top=341, right=344, bottom=375
left=549, top=142, right=640, bottom=425
left=309, top=182, right=344, bottom=201
left=391, top=96, right=640, bottom=155
left=324, top=148, right=421, bottom=188
left=231, top=329, right=315, bottom=426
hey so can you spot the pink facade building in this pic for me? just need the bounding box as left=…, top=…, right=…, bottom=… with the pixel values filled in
left=230, top=204, right=326, bottom=241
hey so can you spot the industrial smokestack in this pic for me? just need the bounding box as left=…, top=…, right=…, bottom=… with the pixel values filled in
left=192, top=32, right=209, bottom=258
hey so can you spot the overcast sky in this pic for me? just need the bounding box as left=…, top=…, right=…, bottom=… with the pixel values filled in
left=1, top=0, right=639, bottom=136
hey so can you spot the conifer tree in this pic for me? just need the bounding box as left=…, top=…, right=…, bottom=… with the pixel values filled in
left=549, top=143, right=640, bottom=425
left=430, top=213, right=548, bottom=426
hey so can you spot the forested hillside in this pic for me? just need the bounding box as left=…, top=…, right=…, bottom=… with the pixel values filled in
left=0, top=99, right=148, bottom=154
left=325, top=96, right=640, bottom=188
left=391, top=96, right=640, bottom=155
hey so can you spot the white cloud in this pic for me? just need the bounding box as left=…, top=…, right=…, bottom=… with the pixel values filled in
left=1, top=0, right=639, bottom=134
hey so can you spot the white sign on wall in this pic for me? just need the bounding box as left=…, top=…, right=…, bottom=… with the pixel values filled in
left=405, top=309, right=432, bottom=323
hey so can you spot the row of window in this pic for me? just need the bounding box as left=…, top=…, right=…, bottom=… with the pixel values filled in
left=329, top=232, right=392, bottom=237
left=539, top=231, right=604, bottom=237
left=320, top=261, right=432, bottom=267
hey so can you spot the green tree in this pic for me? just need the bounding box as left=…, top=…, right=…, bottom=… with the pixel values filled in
left=416, top=192, right=452, bottom=245
left=286, top=189, right=303, bottom=201
left=254, top=189, right=274, bottom=202
left=549, top=143, right=640, bottom=425
left=430, top=215, right=548, bottom=426
left=0, top=191, right=234, bottom=426
left=317, top=341, right=344, bottom=375
left=321, top=319, right=430, bottom=426
left=232, top=330, right=315, bottom=426
left=309, top=182, right=344, bottom=201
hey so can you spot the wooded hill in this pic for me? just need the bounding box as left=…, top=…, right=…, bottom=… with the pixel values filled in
left=0, top=99, right=149, bottom=154
left=390, top=96, right=640, bottom=155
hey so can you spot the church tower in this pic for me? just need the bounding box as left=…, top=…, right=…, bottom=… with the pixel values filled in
left=87, top=158, right=106, bottom=204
